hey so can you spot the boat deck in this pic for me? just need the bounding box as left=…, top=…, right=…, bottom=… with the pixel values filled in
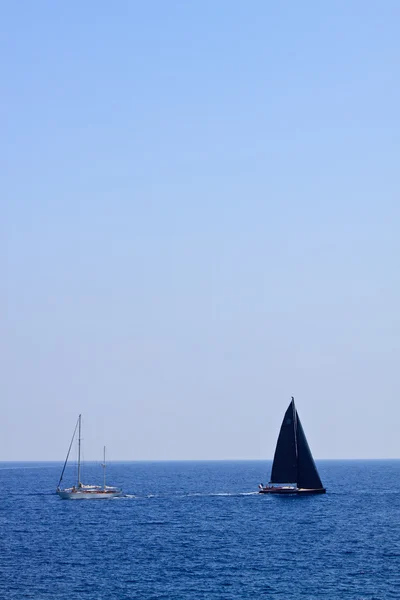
left=258, top=486, right=326, bottom=495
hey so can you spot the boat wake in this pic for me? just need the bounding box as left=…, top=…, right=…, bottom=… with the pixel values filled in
left=116, top=491, right=259, bottom=500
left=204, top=491, right=259, bottom=497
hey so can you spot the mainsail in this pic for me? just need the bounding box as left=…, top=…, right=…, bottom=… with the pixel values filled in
left=269, top=397, right=323, bottom=490
left=270, top=401, right=297, bottom=484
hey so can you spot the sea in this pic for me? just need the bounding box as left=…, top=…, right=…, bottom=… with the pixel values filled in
left=1, top=460, right=400, bottom=599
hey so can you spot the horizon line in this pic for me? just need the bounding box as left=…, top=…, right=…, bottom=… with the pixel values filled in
left=1, top=457, right=400, bottom=463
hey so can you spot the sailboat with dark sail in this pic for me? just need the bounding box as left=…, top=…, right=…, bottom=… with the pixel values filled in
left=258, top=397, right=325, bottom=495
left=56, top=414, right=122, bottom=499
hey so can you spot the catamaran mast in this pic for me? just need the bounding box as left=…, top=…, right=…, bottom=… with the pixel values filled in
left=77, top=414, right=82, bottom=487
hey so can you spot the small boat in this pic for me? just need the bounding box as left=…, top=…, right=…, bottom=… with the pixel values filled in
left=258, top=397, right=326, bottom=495
left=56, top=414, right=122, bottom=499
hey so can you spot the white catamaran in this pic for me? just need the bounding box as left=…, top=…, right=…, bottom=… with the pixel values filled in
left=56, top=414, right=122, bottom=499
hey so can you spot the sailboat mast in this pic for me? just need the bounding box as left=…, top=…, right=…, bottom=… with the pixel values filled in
left=103, top=446, right=106, bottom=489
left=77, top=414, right=82, bottom=487
left=291, top=397, right=299, bottom=484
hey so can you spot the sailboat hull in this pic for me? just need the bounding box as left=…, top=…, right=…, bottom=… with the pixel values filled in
left=258, top=486, right=326, bottom=495
left=57, top=489, right=122, bottom=500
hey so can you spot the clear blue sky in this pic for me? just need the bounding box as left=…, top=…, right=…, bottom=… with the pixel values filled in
left=2, top=1, right=400, bottom=460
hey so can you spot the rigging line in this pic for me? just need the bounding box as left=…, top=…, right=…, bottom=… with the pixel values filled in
left=292, top=397, right=299, bottom=484
left=292, top=397, right=298, bottom=457
left=57, top=416, right=80, bottom=490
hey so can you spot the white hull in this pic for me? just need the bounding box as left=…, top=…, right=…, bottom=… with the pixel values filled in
left=57, top=489, right=122, bottom=500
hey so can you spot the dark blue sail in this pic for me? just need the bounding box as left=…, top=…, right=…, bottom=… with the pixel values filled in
left=296, top=414, right=323, bottom=490
left=270, top=399, right=297, bottom=484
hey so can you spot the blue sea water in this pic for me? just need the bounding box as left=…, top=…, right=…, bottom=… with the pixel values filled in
left=1, top=460, right=400, bottom=599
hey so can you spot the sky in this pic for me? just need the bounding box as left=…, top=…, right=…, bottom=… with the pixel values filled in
left=2, top=1, right=400, bottom=461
